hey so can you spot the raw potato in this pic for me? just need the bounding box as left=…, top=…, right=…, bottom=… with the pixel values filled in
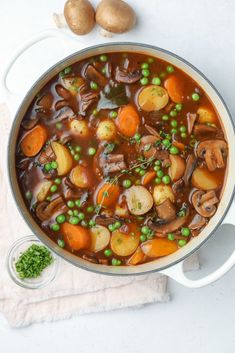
left=127, top=247, right=145, bottom=265
left=64, top=0, right=95, bottom=35
left=96, top=120, right=116, bottom=140
left=35, top=180, right=52, bottom=202
left=111, top=226, right=140, bottom=256
left=141, top=238, right=178, bottom=258
left=197, top=106, right=216, bottom=124
left=169, top=155, right=186, bottom=181
left=51, top=141, right=73, bottom=176
left=70, top=119, right=89, bottom=137
left=191, top=167, right=221, bottom=190
left=138, top=85, right=169, bottom=111
left=153, top=185, right=175, bottom=206
left=89, top=225, right=110, bottom=252
left=70, top=165, right=92, bottom=188
left=126, top=185, right=154, bottom=215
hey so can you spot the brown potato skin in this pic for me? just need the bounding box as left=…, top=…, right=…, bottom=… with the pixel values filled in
left=64, top=0, right=95, bottom=35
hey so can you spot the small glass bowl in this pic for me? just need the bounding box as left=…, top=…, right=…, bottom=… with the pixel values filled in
left=7, top=235, right=59, bottom=289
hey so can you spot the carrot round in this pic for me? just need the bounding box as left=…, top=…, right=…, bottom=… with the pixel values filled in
left=164, top=75, right=184, bottom=103
left=20, top=124, right=48, bottom=157
left=141, top=171, right=156, bottom=185
left=61, top=223, right=91, bottom=250
left=96, top=182, right=120, bottom=207
left=116, top=104, right=140, bottom=137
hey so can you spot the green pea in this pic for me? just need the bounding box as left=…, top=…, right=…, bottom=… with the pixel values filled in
left=89, top=220, right=96, bottom=227
left=140, top=77, right=149, bottom=85
left=170, top=110, right=177, bottom=117
left=152, top=77, right=161, bottom=85
left=75, top=199, right=81, bottom=207
left=92, top=109, right=98, bottom=116
left=154, top=177, right=162, bottom=184
left=100, top=55, right=108, bottom=62
left=169, top=146, right=179, bottom=155
left=73, top=210, right=79, bottom=216
left=109, top=111, right=117, bottom=118
left=75, top=146, right=82, bottom=152
left=171, top=120, right=178, bottom=127
left=108, top=224, right=116, bottom=232
left=112, top=258, right=121, bottom=266
left=141, top=226, right=150, bottom=235
left=181, top=132, right=187, bottom=139
left=178, top=239, right=187, bottom=247
left=88, top=147, right=96, bottom=156
left=56, top=214, right=66, bottom=224
left=51, top=223, right=60, bottom=232
left=154, top=165, right=161, bottom=172
left=104, top=249, right=112, bottom=257
left=67, top=200, right=75, bottom=208
left=134, top=133, right=141, bottom=141
left=90, top=81, right=98, bottom=90
left=167, top=233, right=175, bottom=241
left=44, top=163, right=52, bottom=172
left=162, top=175, right=171, bottom=184
left=57, top=239, right=65, bottom=248
left=68, top=210, right=73, bottom=216
left=74, top=153, right=80, bottom=161
left=155, top=160, right=161, bottom=166
left=166, top=65, right=174, bottom=73
left=162, top=114, right=169, bottom=121
left=192, top=93, right=200, bottom=101
left=114, top=221, right=122, bottom=229
left=157, top=170, right=164, bottom=178
left=141, top=62, right=149, bottom=69
left=123, top=179, right=132, bottom=188
left=175, top=103, right=183, bottom=111
left=181, top=227, right=191, bottom=237
left=142, top=69, right=150, bottom=77
left=135, top=167, right=141, bottom=173
left=179, top=126, right=186, bottom=133
left=54, top=178, right=61, bottom=185
left=50, top=185, right=58, bottom=193
left=78, top=212, right=85, bottom=220
left=51, top=161, right=58, bottom=169
left=87, top=206, right=94, bottom=213
left=171, top=128, right=178, bottom=134
left=162, top=139, right=171, bottom=148
left=25, top=191, right=32, bottom=200
left=140, top=234, right=147, bottom=242
left=56, top=122, right=62, bottom=130
left=46, top=196, right=51, bottom=202
left=139, top=170, right=146, bottom=176
left=69, top=216, right=79, bottom=225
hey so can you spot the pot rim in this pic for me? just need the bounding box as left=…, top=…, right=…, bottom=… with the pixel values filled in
left=8, top=41, right=235, bottom=276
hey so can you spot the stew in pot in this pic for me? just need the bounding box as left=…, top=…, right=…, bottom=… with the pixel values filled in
left=15, top=52, right=228, bottom=266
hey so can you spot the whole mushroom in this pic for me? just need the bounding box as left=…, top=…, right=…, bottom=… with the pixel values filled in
left=64, top=0, right=95, bottom=35
left=96, top=0, right=136, bottom=37
left=191, top=190, right=219, bottom=218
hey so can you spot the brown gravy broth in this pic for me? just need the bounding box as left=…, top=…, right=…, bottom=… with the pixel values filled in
left=16, top=52, right=228, bottom=266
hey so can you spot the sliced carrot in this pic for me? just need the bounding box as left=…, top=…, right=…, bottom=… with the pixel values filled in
left=116, top=104, right=140, bottom=137
left=20, top=124, right=48, bottom=157
left=172, top=141, right=185, bottom=151
left=61, top=223, right=91, bottom=251
left=164, top=75, right=184, bottom=103
left=96, top=182, right=120, bottom=207
left=141, top=171, right=156, bottom=185
left=127, top=247, right=146, bottom=265
left=141, top=238, right=178, bottom=258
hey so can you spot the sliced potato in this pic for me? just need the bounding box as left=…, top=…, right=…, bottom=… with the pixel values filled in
left=138, top=85, right=169, bottom=111
left=126, top=185, right=153, bottom=215
left=191, top=167, right=222, bottom=190
left=169, top=155, right=186, bottom=181
left=127, top=247, right=146, bottom=266
left=141, top=238, right=178, bottom=258
left=51, top=141, right=73, bottom=176
left=89, top=225, right=110, bottom=253
left=111, top=225, right=140, bottom=257
left=96, top=120, right=116, bottom=141
left=197, top=106, right=216, bottom=124
left=70, top=165, right=92, bottom=188
left=153, top=185, right=175, bottom=206
left=35, top=180, right=52, bottom=202
left=70, top=119, right=89, bottom=137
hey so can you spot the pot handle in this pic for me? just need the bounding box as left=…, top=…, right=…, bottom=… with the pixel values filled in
left=161, top=198, right=235, bottom=288
left=1, top=28, right=85, bottom=97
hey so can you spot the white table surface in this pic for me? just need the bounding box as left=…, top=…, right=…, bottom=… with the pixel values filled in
left=0, top=1, right=235, bottom=352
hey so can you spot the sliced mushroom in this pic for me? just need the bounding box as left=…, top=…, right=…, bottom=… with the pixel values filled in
left=37, top=92, right=53, bottom=110
left=191, top=190, right=219, bottom=218
left=38, top=144, right=55, bottom=164
left=83, top=64, right=107, bottom=87
left=187, top=112, right=197, bottom=134
left=147, top=215, right=188, bottom=234
left=183, top=154, right=197, bottom=186
left=194, top=124, right=217, bottom=135
left=99, top=153, right=127, bottom=174
left=196, top=139, right=228, bottom=171
left=189, top=213, right=207, bottom=230
left=115, top=66, right=141, bottom=84
left=156, top=199, right=176, bottom=222
left=94, top=214, right=118, bottom=226
left=79, top=84, right=100, bottom=114
left=55, top=84, right=71, bottom=100
left=172, top=178, right=184, bottom=194
left=35, top=196, right=67, bottom=221
left=145, top=124, right=161, bottom=139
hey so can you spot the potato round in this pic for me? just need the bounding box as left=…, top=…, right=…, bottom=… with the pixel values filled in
left=51, top=141, right=73, bottom=176
left=70, top=165, right=92, bottom=188
left=96, top=119, right=116, bottom=141
left=64, top=0, right=95, bottom=35
left=90, top=225, right=110, bottom=253
left=36, top=180, right=52, bottom=202
left=111, top=226, right=140, bottom=257
left=126, top=185, right=153, bottom=215
left=138, top=85, right=169, bottom=111
left=191, top=167, right=222, bottom=190
left=153, top=185, right=175, bottom=206
left=197, top=106, right=216, bottom=124
left=169, top=155, right=186, bottom=182
left=70, top=119, right=89, bottom=137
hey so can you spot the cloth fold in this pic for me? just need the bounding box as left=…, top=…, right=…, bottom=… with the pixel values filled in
left=0, top=103, right=199, bottom=328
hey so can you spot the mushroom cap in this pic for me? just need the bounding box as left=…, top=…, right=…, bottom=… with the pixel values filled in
left=96, top=0, right=136, bottom=34
left=64, top=0, right=95, bottom=35
left=196, top=139, right=227, bottom=171
left=191, top=190, right=218, bottom=218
